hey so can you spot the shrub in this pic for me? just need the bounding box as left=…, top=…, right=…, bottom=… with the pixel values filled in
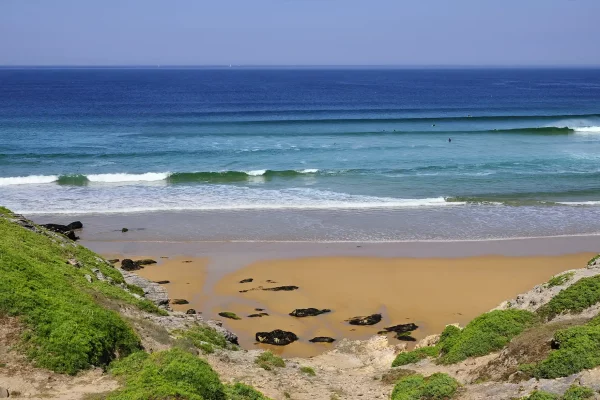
left=588, top=255, right=600, bottom=266
left=547, top=272, right=575, bottom=288
left=225, top=383, right=271, bottom=400
left=255, top=351, right=285, bottom=370
left=300, top=366, right=316, bottom=376
left=0, top=216, right=141, bottom=374
left=563, top=385, right=595, bottom=400
left=438, top=310, right=537, bottom=364
left=538, top=276, right=600, bottom=320
left=390, top=373, right=459, bottom=400
left=521, top=391, right=558, bottom=400
left=107, top=348, right=226, bottom=400
left=392, top=346, right=439, bottom=367
left=534, top=324, right=600, bottom=378
left=174, top=325, right=238, bottom=354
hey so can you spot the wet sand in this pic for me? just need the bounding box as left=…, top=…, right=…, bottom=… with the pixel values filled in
left=129, top=252, right=595, bottom=358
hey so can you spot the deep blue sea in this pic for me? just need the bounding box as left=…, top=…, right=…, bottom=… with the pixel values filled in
left=2, top=68, right=600, bottom=240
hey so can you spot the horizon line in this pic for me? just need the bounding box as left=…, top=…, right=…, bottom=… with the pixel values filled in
left=1, top=64, right=600, bottom=69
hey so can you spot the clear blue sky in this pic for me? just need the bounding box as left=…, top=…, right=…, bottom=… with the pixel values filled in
left=1, top=0, right=599, bottom=66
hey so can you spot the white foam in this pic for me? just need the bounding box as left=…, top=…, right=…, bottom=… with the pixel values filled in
left=573, top=126, right=600, bottom=134
left=86, top=172, right=169, bottom=183
left=299, top=169, right=319, bottom=174
left=246, top=170, right=266, bottom=176
left=557, top=201, right=600, bottom=206
left=0, top=175, right=58, bottom=186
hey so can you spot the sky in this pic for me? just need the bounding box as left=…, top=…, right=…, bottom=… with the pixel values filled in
left=1, top=0, right=599, bottom=66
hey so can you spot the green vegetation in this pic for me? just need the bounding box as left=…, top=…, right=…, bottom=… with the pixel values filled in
left=588, top=254, right=600, bottom=266
left=219, top=311, right=242, bottom=320
left=174, top=325, right=238, bottom=354
left=255, top=351, right=285, bottom=371
left=300, top=366, right=316, bottom=376
left=392, top=346, right=439, bottom=367
left=225, top=383, right=272, bottom=400
left=521, top=391, right=558, bottom=400
left=390, top=373, right=459, bottom=400
left=547, top=272, right=575, bottom=288
left=438, top=310, right=537, bottom=365
left=0, top=214, right=142, bottom=374
left=538, top=276, right=600, bottom=320
left=107, top=348, right=226, bottom=400
left=563, top=385, right=595, bottom=400
left=520, top=385, right=595, bottom=400
left=533, top=323, right=600, bottom=378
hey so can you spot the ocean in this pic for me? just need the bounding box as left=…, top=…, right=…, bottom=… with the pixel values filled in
left=2, top=67, right=600, bottom=241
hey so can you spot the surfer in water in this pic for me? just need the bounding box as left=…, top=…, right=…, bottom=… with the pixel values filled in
left=448, top=138, right=452, bottom=143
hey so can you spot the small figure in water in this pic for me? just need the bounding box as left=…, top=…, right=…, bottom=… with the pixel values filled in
left=448, top=138, right=452, bottom=143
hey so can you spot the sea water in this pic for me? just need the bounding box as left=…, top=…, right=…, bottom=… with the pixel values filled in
left=1, top=67, right=600, bottom=240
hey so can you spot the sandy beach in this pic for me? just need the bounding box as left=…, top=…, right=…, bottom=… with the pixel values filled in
left=129, top=250, right=594, bottom=357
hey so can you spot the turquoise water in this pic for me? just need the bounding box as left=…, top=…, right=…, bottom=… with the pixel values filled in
left=1, top=68, right=600, bottom=240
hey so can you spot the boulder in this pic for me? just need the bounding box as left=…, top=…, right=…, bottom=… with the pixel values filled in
left=121, top=228, right=129, bottom=232
left=121, top=259, right=142, bottom=271
left=346, top=313, right=382, bottom=326
left=67, top=221, right=83, bottom=230
left=136, top=259, right=157, bottom=265
left=64, top=230, right=79, bottom=241
left=382, top=323, right=418, bottom=334
left=41, top=223, right=70, bottom=233
left=255, top=308, right=265, bottom=311
left=263, top=286, right=299, bottom=292
left=186, top=309, right=197, bottom=315
left=255, top=329, right=298, bottom=346
left=396, top=333, right=417, bottom=341
left=155, top=280, right=170, bottom=284
left=240, top=278, right=253, bottom=283
left=309, top=337, right=336, bottom=343
left=248, top=313, right=269, bottom=318
left=289, top=308, right=331, bottom=317
left=0, top=387, right=9, bottom=398
left=218, top=311, right=241, bottom=320
left=171, top=299, right=189, bottom=305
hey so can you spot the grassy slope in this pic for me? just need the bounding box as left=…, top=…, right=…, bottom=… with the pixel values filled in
left=0, top=207, right=270, bottom=399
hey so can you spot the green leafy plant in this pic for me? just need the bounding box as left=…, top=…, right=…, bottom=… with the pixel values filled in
left=392, top=346, right=439, bottom=367
left=547, top=272, right=575, bottom=288
left=225, top=382, right=272, bottom=400
left=255, top=351, right=285, bottom=371
left=390, top=373, right=459, bottom=400
left=538, top=276, right=600, bottom=320
left=300, top=366, right=316, bottom=376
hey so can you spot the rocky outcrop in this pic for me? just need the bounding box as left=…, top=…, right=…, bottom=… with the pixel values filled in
left=309, top=337, right=336, bottom=343
left=119, top=269, right=170, bottom=310
left=346, top=313, right=382, bottom=326
left=40, top=223, right=80, bottom=241
left=256, top=330, right=298, bottom=346
left=186, top=309, right=197, bottom=315
left=289, top=308, right=331, bottom=317
left=121, top=259, right=142, bottom=271
left=380, top=323, right=418, bottom=334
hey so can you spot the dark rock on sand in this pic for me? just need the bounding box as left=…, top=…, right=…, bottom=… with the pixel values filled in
left=219, top=311, right=241, bottom=320
left=155, top=280, right=170, bottom=284
left=136, top=259, right=157, bottom=265
left=240, top=278, right=253, bottom=283
left=121, top=228, right=129, bottom=232
left=121, top=259, right=142, bottom=271
left=64, top=230, right=79, bottom=241
left=67, top=221, right=83, bottom=230
left=42, top=224, right=79, bottom=240
left=186, top=309, right=197, bottom=315
left=107, top=259, right=120, bottom=264
left=309, top=337, right=336, bottom=343
left=382, top=323, right=419, bottom=334
left=289, top=308, right=331, bottom=317
left=256, top=329, right=298, bottom=346
left=171, top=299, right=189, bottom=305
left=396, top=334, right=417, bottom=342
left=263, top=286, right=299, bottom=292
left=346, top=313, right=382, bottom=326
left=248, top=313, right=269, bottom=318
left=255, top=308, right=265, bottom=311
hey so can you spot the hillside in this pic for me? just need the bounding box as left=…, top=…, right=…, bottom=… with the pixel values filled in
left=1, top=206, right=600, bottom=399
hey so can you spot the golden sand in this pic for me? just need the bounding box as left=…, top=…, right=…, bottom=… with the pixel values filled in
left=131, top=253, right=594, bottom=357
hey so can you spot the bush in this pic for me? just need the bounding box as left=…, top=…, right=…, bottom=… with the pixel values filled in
left=538, top=276, right=600, bottom=320
left=255, top=351, right=285, bottom=370
left=390, top=373, right=459, bottom=400
left=225, top=383, right=271, bottom=400
left=547, top=272, right=575, bottom=288
left=174, top=325, right=238, bottom=354
left=0, top=215, right=141, bottom=374
left=563, top=385, right=595, bottom=400
left=588, top=255, right=600, bottom=266
left=392, top=346, right=439, bottom=367
left=300, top=366, right=316, bottom=376
left=107, top=348, right=226, bottom=400
left=438, top=310, right=537, bottom=364
left=534, top=324, right=600, bottom=378
left=521, top=391, right=558, bottom=400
